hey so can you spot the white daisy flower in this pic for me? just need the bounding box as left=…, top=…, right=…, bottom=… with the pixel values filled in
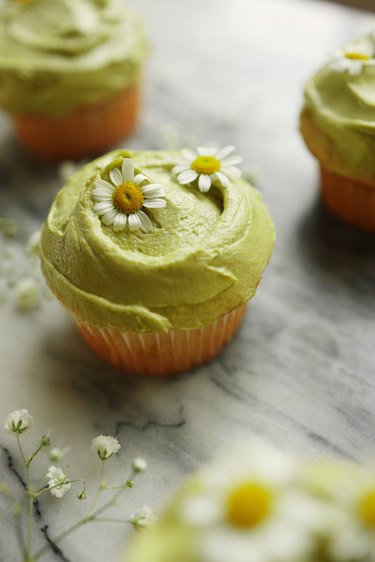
left=180, top=442, right=325, bottom=562
left=91, top=435, right=121, bottom=461
left=330, top=41, right=375, bottom=76
left=92, top=158, right=166, bottom=233
left=46, top=466, right=71, bottom=498
left=5, top=409, right=33, bottom=435
left=323, top=467, right=375, bottom=562
left=173, top=146, right=242, bottom=192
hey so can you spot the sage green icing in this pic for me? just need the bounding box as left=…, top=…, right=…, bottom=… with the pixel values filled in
left=301, top=33, right=375, bottom=182
left=40, top=149, right=275, bottom=333
left=0, top=0, right=148, bottom=116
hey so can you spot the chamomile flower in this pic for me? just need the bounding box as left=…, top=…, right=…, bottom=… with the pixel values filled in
left=173, top=146, right=242, bottom=192
left=180, top=442, right=324, bottom=562
left=46, top=466, right=71, bottom=498
left=92, top=158, right=166, bottom=233
left=323, top=467, right=375, bottom=562
left=330, top=40, right=375, bottom=76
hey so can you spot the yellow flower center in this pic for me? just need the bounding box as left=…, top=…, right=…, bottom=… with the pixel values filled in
left=345, top=51, right=371, bottom=61
left=359, top=490, right=375, bottom=529
left=226, top=482, right=273, bottom=529
left=191, top=155, right=220, bottom=176
left=112, top=182, right=144, bottom=215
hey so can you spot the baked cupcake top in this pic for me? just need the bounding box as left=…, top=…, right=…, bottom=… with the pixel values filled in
left=0, top=0, right=148, bottom=116
left=40, top=148, right=275, bottom=333
left=302, top=32, right=375, bottom=182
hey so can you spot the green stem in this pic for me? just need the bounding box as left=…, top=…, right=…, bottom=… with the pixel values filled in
left=16, top=434, right=33, bottom=560
left=26, top=442, right=45, bottom=468
left=32, top=486, right=126, bottom=560
left=88, top=461, right=105, bottom=513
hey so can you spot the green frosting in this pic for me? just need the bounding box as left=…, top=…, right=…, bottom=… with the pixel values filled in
left=40, top=149, right=275, bottom=333
left=0, top=0, right=148, bottom=116
left=301, top=33, right=375, bottom=182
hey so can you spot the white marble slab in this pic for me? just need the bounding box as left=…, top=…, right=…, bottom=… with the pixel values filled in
left=0, top=0, right=374, bottom=561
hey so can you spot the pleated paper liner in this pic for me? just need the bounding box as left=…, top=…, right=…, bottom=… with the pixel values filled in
left=12, top=82, right=140, bottom=160
left=74, top=304, right=248, bottom=377
left=320, top=166, right=375, bottom=233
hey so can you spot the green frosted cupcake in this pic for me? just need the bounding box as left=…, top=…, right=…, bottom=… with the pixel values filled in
left=300, top=32, right=375, bottom=231
left=40, top=147, right=275, bottom=376
left=0, top=0, right=148, bottom=159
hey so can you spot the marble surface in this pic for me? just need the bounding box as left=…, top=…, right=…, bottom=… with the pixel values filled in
left=0, top=0, right=375, bottom=561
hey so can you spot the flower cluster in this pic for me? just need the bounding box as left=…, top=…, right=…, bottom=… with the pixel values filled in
left=128, top=440, right=375, bottom=562
left=2, top=409, right=153, bottom=562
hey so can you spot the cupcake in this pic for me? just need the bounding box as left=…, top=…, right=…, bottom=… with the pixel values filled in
left=300, top=33, right=375, bottom=232
left=0, top=0, right=148, bottom=160
left=40, top=147, right=275, bottom=377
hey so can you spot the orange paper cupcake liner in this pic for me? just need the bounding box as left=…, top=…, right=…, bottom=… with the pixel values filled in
left=12, top=83, right=140, bottom=160
left=320, top=166, right=375, bottom=232
left=73, top=304, right=248, bottom=377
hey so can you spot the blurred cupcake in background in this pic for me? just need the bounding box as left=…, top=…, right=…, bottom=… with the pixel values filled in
left=39, top=147, right=275, bottom=377
left=300, top=32, right=375, bottom=232
left=0, top=0, right=148, bottom=159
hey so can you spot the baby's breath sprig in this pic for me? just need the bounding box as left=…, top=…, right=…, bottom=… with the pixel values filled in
left=1, top=409, right=154, bottom=562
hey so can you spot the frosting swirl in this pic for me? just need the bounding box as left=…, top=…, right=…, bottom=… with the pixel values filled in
left=0, top=0, right=148, bottom=116
left=40, top=150, right=275, bottom=333
left=301, top=33, right=375, bottom=182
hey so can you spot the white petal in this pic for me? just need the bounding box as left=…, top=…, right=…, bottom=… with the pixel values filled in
left=221, top=166, right=242, bottom=178
left=93, top=202, right=114, bottom=215
left=92, top=193, right=113, bottom=202
left=181, top=148, right=197, bottom=161
left=349, top=61, right=362, bottom=75
left=101, top=209, right=118, bottom=226
left=122, top=158, right=134, bottom=182
left=92, top=195, right=112, bottom=203
left=198, top=174, right=211, bottom=192
left=141, top=183, right=164, bottom=194
left=143, top=198, right=166, bottom=208
left=215, top=145, right=236, bottom=160
left=330, top=58, right=347, bottom=72
left=110, top=168, right=123, bottom=187
left=137, top=210, right=153, bottom=232
left=128, top=213, right=141, bottom=231
left=134, top=173, right=148, bottom=185
left=172, top=164, right=190, bottom=175
left=221, top=155, right=243, bottom=166
left=144, top=190, right=165, bottom=199
left=197, top=146, right=217, bottom=156
left=95, top=179, right=114, bottom=192
left=177, top=170, right=198, bottom=184
left=113, top=213, right=127, bottom=232
left=214, top=171, right=230, bottom=187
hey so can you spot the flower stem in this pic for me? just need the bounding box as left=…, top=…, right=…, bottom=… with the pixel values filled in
left=16, top=433, right=33, bottom=560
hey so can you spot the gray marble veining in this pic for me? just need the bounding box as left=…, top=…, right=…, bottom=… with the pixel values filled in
left=0, top=0, right=374, bottom=561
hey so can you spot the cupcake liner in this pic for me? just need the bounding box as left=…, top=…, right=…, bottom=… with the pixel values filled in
left=12, top=83, right=140, bottom=160
left=320, top=166, right=375, bottom=232
left=73, top=304, right=248, bottom=377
